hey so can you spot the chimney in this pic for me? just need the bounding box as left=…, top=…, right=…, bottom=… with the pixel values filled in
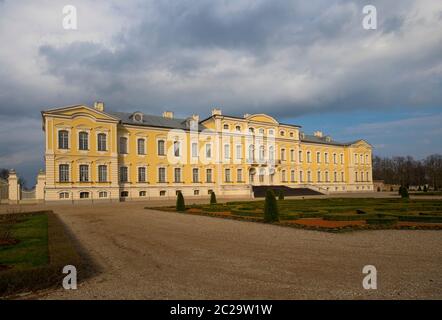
left=191, top=114, right=199, bottom=122
left=211, top=108, right=222, bottom=116
left=162, top=111, right=174, bottom=119
left=313, top=131, right=323, bottom=138
left=94, top=101, right=104, bottom=112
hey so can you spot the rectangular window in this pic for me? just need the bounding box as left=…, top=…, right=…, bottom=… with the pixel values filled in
left=291, top=170, right=295, bottom=182
left=325, top=153, right=329, bottom=163
left=174, top=168, right=181, bottom=183
left=225, top=169, right=231, bottom=182
left=98, top=134, right=107, bottom=151
left=192, top=168, right=199, bottom=183
left=316, top=152, right=321, bottom=163
left=298, top=150, right=303, bottom=162
left=290, top=150, right=294, bottom=162
left=158, top=167, right=166, bottom=183
left=340, top=154, right=344, bottom=164
left=58, top=130, right=69, bottom=149
left=98, top=165, right=107, bottom=182
left=334, top=171, right=337, bottom=182
left=300, top=171, right=303, bottom=182
left=59, top=164, right=69, bottom=182
left=317, top=171, right=321, bottom=182
left=224, top=144, right=230, bottom=159
left=79, top=132, right=89, bottom=150
left=325, top=171, right=329, bottom=182
left=206, top=169, right=212, bottom=183
left=191, top=142, right=198, bottom=158
left=333, top=153, right=337, bottom=164
left=341, top=172, right=344, bottom=182
left=236, top=145, right=242, bottom=159
left=138, top=167, right=146, bottom=182
left=158, top=140, right=165, bottom=156
left=79, top=165, right=89, bottom=182
left=307, top=171, right=312, bottom=182
left=281, top=148, right=286, bottom=161
left=120, top=167, right=128, bottom=183
left=237, top=169, right=242, bottom=182
left=138, top=139, right=145, bottom=155
left=206, top=144, right=212, bottom=158
left=119, top=137, right=128, bottom=154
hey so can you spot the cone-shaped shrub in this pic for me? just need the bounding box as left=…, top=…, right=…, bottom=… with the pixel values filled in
left=176, top=191, right=186, bottom=211
left=210, top=191, right=217, bottom=205
left=278, top=190, right=284, bottom=200
left=400, top=185, right=409, bottom=199
left=264, top=189, right=279, bottom=222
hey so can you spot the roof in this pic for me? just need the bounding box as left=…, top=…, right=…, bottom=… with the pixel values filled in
left=200, top=114, right=301, bottom=128
left=300, top=134, right=359, bottom=146
left=107, top=111, right=208, bottom=131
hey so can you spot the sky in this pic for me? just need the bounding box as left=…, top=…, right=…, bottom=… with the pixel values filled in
left=0, top=0, right=441, bottom=187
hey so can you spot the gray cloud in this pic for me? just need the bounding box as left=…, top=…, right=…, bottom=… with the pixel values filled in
left=0, top=0, right=441, bottom=183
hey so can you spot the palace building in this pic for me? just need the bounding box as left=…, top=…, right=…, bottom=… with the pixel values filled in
left=39, top=102, right=373, bottom=202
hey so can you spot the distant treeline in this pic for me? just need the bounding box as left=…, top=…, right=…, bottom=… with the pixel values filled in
left=373, top=154, right=442, bottom=189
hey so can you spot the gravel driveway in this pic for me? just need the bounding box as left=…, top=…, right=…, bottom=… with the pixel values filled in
left=3, top=202, right=441, bottom=299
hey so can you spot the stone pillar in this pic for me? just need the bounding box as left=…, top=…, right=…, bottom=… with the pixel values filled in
left=36, top=169, right=46, bottom=201
left=8, top=169, right=20, bottom=204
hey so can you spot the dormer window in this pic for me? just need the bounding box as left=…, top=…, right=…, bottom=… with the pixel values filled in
left=280, top=130, right=285, bottom=136
left=223, top=124, right=229, bottom=130
left=132, top=112, right=143, bottom=123
left=235, top=125, right=241, bottom=132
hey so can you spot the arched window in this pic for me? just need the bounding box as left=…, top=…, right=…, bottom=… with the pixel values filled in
left=235, top=125, right=241, bottom=132
left=248, top=145, right=255, bottom=161
left=248, top=127, right=254, bottom=134
left=280, top=130, right=285, bottom=136
left=79, top=132, right=89, bottom=150
left=269, top=146, right=274, bottom=161
left=97, top=133, right=107, bottom=151
left=58, top=130, right=69, bottom=149
left=223, top=124, right=229, bottom=130
left=259, top=128, right=264, bottom=135
left=59, top=192, right=69, bottom=199
left=80, top=192, right=89, bottom=199
left=259, top=146, right=265, bottom=161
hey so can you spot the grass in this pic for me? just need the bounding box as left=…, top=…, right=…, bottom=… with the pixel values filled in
left=149, top=197, right=442, bottom=232
left=0, top=214, right=49, bottom=270
left=0, top=211, right=82, bottom=297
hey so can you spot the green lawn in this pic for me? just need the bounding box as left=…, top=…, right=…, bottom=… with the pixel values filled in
left=0, top=214, right=49, bottom=270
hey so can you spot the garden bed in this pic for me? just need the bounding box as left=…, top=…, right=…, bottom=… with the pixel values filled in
left=148, top=198, right=442, bottom=233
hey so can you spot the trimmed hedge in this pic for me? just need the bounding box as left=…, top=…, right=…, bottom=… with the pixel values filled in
left=323, top=214, right=371, bottom=221
left=0, top=211, right=82, bottom=297
left=397, top=215, right=442, bottom=223
left=366, top=216, right=398, bottom=225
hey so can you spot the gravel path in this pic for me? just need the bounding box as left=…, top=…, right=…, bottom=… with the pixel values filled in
left=3, top=202, right=441, bottom=299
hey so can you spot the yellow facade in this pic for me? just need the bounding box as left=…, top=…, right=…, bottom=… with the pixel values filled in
left=41, top=103, right=373, bottom=202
